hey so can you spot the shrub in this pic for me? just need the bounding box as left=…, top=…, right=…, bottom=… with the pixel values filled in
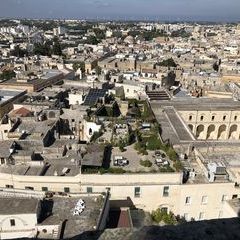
left=140, top=160, right=152, bottom=168
left=159, top=166, right=175, bottom=173
left=118, top=139, right=126, bottom=152
left=167, top=147, right=177, bottom=161
left=146, top=137, right=162, bottom=150
left=173, top=160, right=183, bottom=172
left=108, top=168, right=126, bottom=174
left=151, top=208, right=177, bottom=225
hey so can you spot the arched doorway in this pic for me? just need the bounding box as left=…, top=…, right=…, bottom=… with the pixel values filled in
left=196, top=125, right=204, bottom=139
left=217, top=125, right=227, bottom=140
left=229, top=125, right=238, bottom=140
left=207, top=125, right=216, bottom=139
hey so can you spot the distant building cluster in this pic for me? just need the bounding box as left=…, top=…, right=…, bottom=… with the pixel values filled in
left=0, top=18, right=240, bottom=239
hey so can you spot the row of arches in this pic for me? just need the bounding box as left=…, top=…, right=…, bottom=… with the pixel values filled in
left=188, top=124, right=240, bottom=140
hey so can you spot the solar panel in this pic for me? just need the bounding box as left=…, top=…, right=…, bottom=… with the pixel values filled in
left=83, top=89, right=107, bottom=106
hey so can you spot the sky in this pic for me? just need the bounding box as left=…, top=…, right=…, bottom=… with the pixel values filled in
left=0, top=0, right=239, bottom=22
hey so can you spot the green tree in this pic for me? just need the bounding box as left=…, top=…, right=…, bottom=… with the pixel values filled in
left=118, top=139, right=125, bottom=152
left=73, top=62, right=85, bottom=73
left=167, top=147, right=177, bottom=161
left=85, top=35, right=100, bottom=45
left=52, top=37, right=62, bottom=56
left=95, top=66, right=102, bottom=76
left=11, top=45, right=28, bottom=57
left=151, top=208, right=177, bottom=225
left=0, top=70, right=16, bottom=80
left=157, top=58, right=177, bottom=68
left=140, top=160, right=152, bottom=168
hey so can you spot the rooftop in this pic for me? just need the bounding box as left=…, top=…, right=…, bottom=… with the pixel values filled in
left=0, top=197, right=39, bottom=215
left=41, top=195, right=106, bottom=238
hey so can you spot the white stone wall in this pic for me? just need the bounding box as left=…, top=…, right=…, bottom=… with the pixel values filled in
left=0, top=172, right=239, bottom=221
left=0, top=213, right=37, bottom=239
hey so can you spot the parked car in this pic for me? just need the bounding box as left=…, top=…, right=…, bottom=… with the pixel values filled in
left=155, top=158, right=169, bottom=167
left=114, top=159, right=129, bottom=167
left=155, top=158, right=164, bottom=166
left=154, top=151, right=166, bottom=159
left=113, top=156, right=129, bottom=167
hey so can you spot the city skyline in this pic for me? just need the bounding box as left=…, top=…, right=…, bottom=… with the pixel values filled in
left=0, top=0, right=240, bottom=22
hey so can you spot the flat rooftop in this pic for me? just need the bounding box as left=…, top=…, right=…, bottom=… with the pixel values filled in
left=151, top=98, right=240, bottom=111
left=0, top=89, right=26, bottom=104
left=41, top=195, right=106, bottom=238
left=0, top=197, right=39, bottom=215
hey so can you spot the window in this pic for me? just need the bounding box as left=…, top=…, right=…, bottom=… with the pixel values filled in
left=163, top=186, right=169, bottom=197
left=211, top=116, right=215, bottom=121
left=89, top=128, right=93, bottom=136
left=42, top=187, right=48, bottom=192
left=161, top=207, right=168, bottom=213
left=134, top=187, right=141, bottom=198
left=71, top=119, right=75, bottom=122
left=87, top=187, right=93, bottom=193
left=234, top=116, right=237, bottom=121
left=189, top=115, right=192, bottom=121
left=64, top=187, right=70, bottom=193
left=4, top=130, right=8, bottom=133
left=10, top=219, right=15, bottom=227
left=25, top=186, right=34, bottom=190
left=6, top=185, right=13, bottom=189
left=199, top=212, right=205, bottom=220
left=200, top=116, right=204, bottom=121
left=221, top=195, right=227, bottom=202
left=232, top=194, right=238, bottom=199
left=185, top=196, right=191, bottom=205
left=1, top=158, right=5, bottom=164
left=223, top=116, right=226, bottom=121
left=201, top=196, right=208, bottom=205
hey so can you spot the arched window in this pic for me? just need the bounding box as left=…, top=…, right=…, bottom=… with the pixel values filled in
left=89, top=128, right=93, bottom=136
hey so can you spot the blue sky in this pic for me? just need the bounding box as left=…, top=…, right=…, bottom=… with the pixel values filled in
left=0, top=0, right=239, bottom=21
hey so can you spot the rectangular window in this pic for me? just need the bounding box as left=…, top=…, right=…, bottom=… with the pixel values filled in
left=5, top=185, right=13, bottom=189
left=232, top=194, right=238, bottom=199
left=199, top=212, right=205, bottom=220
left=201, top=196, right=208, bottom=205
left=64, top=187, right=70, bottom=193
left=134, top=187, right=141, bottom=198
left=163, top=186, right=169, bottom=197
left=185, top=196, right=191, bottom=205
left=42, top=187, right=48, bottom=192
left=222, top=195, right=227, bottom=202
left=25, top=186, right=34, bottom=190
left=1, top=158, right=5, bottom=164
left=87, top=187, right=93, bottom=193
left=10, top=219, right=15, bottom=226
